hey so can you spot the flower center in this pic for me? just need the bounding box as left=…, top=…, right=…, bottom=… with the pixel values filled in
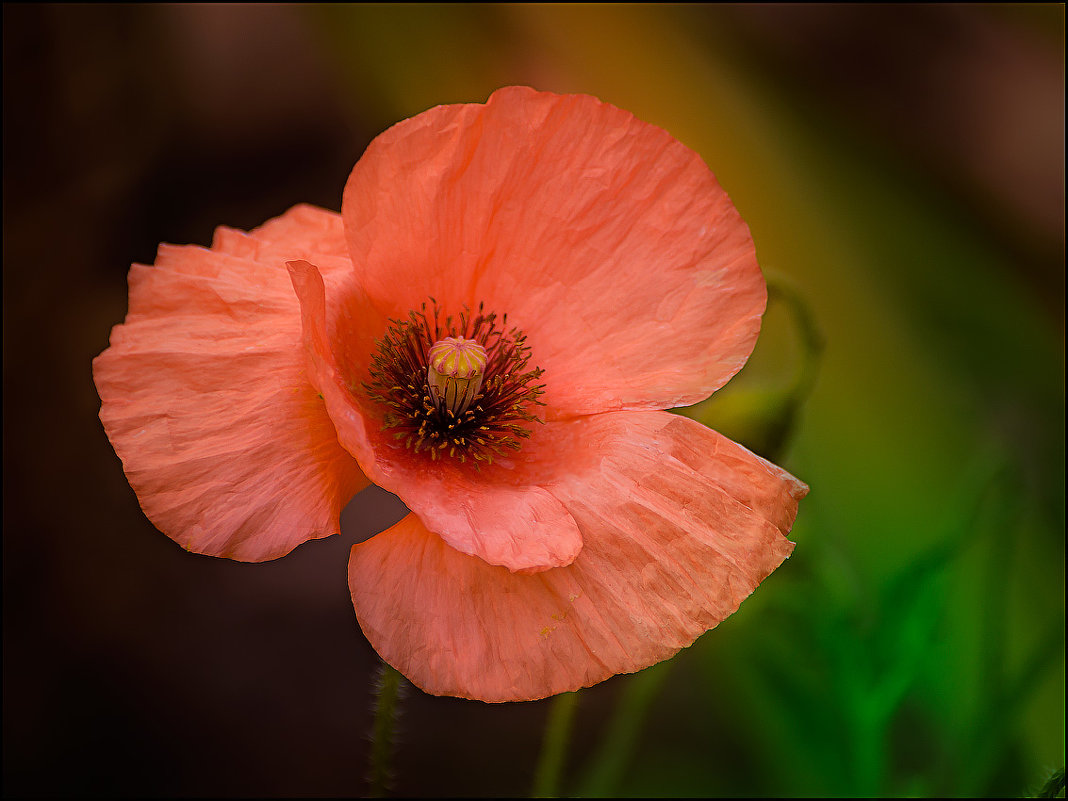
left=427, top=336, right=487, bottom=416
left=364, top=301, right=544, bottom=465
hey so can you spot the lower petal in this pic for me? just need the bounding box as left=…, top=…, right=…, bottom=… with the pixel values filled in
left=348, top=411, right=806, bottom=702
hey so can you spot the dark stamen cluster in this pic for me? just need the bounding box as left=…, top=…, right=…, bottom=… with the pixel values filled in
left=364, top=300, right=545, bottom=466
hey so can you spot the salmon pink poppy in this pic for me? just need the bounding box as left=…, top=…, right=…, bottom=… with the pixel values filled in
left=93, top=86, right=807, bottom=703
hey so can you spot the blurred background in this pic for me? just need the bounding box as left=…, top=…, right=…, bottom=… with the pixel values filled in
left=3, top=3, right=1063, bottom=797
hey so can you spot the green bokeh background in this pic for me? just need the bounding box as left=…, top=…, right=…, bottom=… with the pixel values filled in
left=4, top=4, right=1063, bottom=797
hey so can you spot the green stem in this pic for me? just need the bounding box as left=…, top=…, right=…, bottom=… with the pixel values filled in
left=766, top=271, right=824, bottom=403
left=368, top=660, right=406, bottom=798
left=532, top=690, right=580, bottom=798
left=577, top=659, right=675, bottom=797
left=1037, top=767, right=1065, bottom=799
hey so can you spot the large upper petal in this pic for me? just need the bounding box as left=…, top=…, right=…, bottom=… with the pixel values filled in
left=342, top=86, right=766, bottom=418
left=93, top=205, right=368, bottom=561
left=348, top=411, right=807, bottom=702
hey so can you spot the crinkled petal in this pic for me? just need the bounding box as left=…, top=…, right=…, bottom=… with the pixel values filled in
left=348, top=411, right=806, bottom=701
left=287, top=259, right=581, bottom=573
left=367, top=451, right=583, bottom=574
left=93, top=205, right=368, bottom=561
left=343, top=86, right=765, bottom=418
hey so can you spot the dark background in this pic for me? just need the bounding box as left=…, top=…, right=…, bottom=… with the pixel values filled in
left=4, top=4, right=1063, bottom=797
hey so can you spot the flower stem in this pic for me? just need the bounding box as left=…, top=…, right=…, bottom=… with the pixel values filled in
left=765, top=271, right=824, bottom=404
left=532, top=690, right=580, bottom=798
left=1036, top=767, right=1064, bottom=798
left=368, top=659, right=406, bottom=797
left=576, top=659, right=674, bottom=797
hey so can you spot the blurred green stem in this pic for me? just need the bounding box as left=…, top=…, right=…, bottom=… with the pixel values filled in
left=577, top=659, right=675, bottom=797
left=853, top=711, right=887, bottom=797
left=682, top=272, right=823, bottom=460
left=368, top=660, right=406, bottom=797
left=961, top=474, right=1021, bottom=795
left=766, top=272, right=824, bottom=404
left=533, top=690, right=580, bottom=798
left=1037, top=767, right=1064, bottom=798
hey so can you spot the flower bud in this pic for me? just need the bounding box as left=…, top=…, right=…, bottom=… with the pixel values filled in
left=427, top=337, right=487, bottom=416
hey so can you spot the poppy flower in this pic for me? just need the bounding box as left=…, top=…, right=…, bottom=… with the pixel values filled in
left=93, top=86, right=807, bottom=703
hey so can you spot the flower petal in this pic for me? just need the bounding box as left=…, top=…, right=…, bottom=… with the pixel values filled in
left=348, top=411, right=806, bottom=701
left=93, top=205, right=368, bottom=561
left=342, top=86, right=765, bottom=418
left=286, top=259, right=582, bottom=573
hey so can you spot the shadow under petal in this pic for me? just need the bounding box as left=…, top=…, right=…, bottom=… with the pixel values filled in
left=341, top=484, right=411, bottom=544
